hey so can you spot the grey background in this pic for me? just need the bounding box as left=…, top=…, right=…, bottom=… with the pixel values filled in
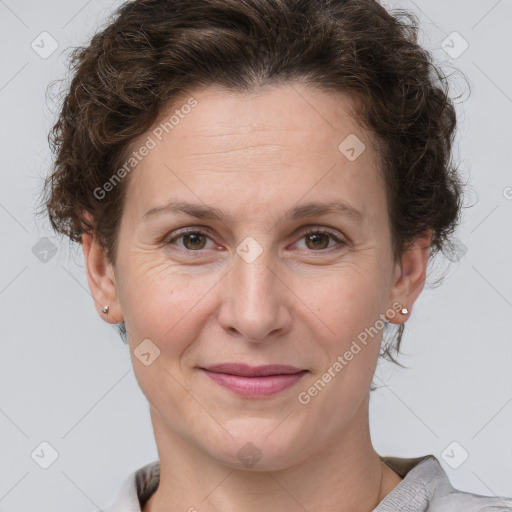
left=0, top=0, right=511, bottom=511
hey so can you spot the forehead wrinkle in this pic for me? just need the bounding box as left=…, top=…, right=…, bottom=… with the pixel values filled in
left=183, top=143, right=293, bottom=158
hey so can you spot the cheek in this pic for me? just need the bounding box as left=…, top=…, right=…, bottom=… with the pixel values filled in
left=296, top=266, right=390, bottom=396
left=303, top=260, right=389, bottom=330
left=302, top=272, right=385, bottom=389
left=118, top=256, right=218, bottom=352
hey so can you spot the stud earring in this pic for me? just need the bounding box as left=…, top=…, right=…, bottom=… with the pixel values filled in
left=401, top=307, right=409, bottom=315
left=101, top=305, right=110, bottom=314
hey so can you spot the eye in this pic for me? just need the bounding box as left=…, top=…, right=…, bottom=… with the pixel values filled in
left=166, top=228, right=216, bottom=251
left=165, top=226, right=346, bottom=253
left=294, top=227, right=346, bottom=252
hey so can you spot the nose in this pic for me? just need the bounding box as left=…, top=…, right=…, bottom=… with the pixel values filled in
left=217, top=243, right=293, bottom=343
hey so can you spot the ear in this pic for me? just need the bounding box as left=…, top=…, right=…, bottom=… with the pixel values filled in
left=81, top=231, right=124, bottom=324
left=387, top=229, right=431, bottom=324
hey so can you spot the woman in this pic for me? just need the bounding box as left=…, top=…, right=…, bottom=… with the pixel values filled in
left=42, top=0, right=512, bottom=510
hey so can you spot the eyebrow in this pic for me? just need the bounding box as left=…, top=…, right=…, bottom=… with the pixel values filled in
left=142, top=199, right=363, bottom=223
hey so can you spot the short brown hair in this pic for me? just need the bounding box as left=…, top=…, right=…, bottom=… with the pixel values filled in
left=40, top=0, right=467, bottom=361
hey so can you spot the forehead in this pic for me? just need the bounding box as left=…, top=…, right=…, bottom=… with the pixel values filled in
left=121, top=83, right=385, bottom=226
left=162, top=84, right=370, bottom=155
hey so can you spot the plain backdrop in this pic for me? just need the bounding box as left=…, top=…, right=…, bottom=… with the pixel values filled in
left=0, top=0, right=511, bottom=511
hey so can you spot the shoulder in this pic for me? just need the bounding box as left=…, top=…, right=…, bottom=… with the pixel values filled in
left=376, top=454, right=512, bottom=512
left=96, top=460, right=160, bottom=512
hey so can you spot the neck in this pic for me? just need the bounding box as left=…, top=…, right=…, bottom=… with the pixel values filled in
left=143, top=398, right=402, bottom=512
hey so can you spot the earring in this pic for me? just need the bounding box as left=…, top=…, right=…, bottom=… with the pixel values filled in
left=101, top=305, right=110, bottom=314
left=401, top=307, right=409, bottom=315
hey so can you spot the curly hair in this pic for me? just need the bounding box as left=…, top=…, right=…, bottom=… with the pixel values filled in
left=40, top=0, right=466, bottom=362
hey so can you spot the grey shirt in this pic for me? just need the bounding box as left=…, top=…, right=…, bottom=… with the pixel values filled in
left=101, top=454, right=512, bottom=511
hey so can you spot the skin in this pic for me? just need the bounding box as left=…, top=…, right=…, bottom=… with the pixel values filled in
left=82, top=82, right=431, bottom=512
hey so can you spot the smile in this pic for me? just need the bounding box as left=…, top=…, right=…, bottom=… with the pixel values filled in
left=200, top=363, right=308, bottom=398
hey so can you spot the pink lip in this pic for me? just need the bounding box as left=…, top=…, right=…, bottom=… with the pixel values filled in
left=200, top=363, right=307, bottom=397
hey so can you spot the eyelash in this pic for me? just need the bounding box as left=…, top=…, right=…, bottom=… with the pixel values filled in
left=164, top=226, right=347, bottom=254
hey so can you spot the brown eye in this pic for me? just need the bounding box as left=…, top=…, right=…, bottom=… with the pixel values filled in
left=182, top=233, right=208, bottom=250
left=296, top=228, right=346, bottom=252
left=166, top=229, right=215, bottom=251
left=304, top=232, right=331, bottom=250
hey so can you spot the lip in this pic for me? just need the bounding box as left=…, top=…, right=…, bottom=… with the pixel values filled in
left=203, top=363, right=304, bottom=377
left=200, top=363, right=308, bottom=397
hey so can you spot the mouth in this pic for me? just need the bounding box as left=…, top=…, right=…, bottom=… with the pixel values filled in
left=199, top=363, right=308, bottom=398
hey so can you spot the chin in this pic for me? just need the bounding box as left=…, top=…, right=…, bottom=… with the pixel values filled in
left=204, top=422, right=309, bottom=472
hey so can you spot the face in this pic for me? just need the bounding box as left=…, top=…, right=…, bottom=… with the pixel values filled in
left=85, top=82, right=428, bottom=470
